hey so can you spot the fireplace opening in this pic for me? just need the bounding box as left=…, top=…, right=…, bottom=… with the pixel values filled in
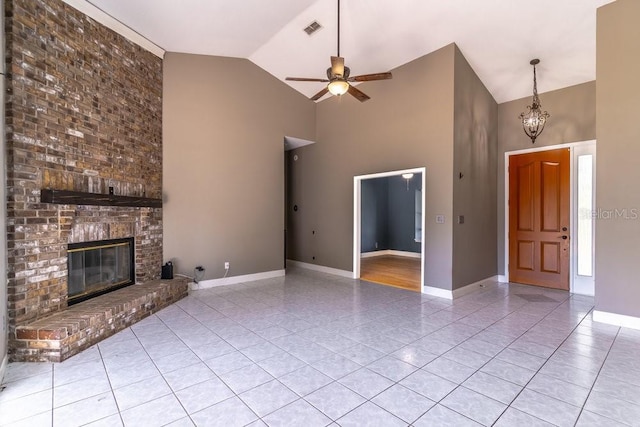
left=68, top=237, right=135, bottom=305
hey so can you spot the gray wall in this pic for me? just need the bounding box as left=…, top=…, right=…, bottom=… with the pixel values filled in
left=452, top=46, right=498, bottom=289
left=496, top=81, right=596, bottom=276
left=361, top=178, right=389, bottom=252
left=595, top=0, right=640, bottom=317
left=360, top=175, right=422, bottom=254
left=387, top=175, right=422, bottom=253
left=288, top=44, right=455, bottom=289
left=163, top=53, right=316, bottom=280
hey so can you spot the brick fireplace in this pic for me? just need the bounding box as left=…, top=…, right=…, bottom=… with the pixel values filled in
left=4, top=0, right=186, bottom=362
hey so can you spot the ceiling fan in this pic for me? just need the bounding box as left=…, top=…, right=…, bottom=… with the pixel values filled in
left=286, top=0, right=392, bottom=102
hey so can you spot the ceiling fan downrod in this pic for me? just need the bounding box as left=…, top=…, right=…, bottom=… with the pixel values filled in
left=337, top=0, right=340, bottom=57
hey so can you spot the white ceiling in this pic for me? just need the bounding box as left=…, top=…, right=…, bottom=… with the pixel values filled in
left=86, top=0, right=613, bottom=103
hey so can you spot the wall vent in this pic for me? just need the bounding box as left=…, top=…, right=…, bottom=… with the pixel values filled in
left=303, top=21, right=322, bottom=35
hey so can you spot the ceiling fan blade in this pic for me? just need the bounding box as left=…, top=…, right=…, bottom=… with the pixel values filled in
left=347, top=85, right=370, bottom=102
left=310, top=87, right=330, bottom=101
left=349, top=72, right=393, bottom=82
left=331, top=56, right=345, bottom=77
left=286, top=77, right=330, bottom=82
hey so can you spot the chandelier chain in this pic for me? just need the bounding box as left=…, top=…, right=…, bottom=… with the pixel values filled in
left=532, top=64, right=540, bottom=106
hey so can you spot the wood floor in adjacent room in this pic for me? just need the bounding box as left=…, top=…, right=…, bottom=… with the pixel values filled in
left=360, top=254, right=421, bottom=292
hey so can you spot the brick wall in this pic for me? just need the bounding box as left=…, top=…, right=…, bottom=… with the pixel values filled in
left=4, top=0, right=163, bottom=352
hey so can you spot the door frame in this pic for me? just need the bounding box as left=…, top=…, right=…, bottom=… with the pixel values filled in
left=504, top=140, right=596, bottom=295
left=353, top=167, right=426, bottom=293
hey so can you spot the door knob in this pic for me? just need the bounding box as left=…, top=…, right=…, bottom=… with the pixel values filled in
left=560, top=235, right=568, bottom=240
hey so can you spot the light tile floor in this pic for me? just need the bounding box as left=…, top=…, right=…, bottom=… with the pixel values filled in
left=2, top=268, right=640, bottom=426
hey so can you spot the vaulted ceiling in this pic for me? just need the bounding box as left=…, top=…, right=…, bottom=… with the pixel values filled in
left=86, top=0, right=612, bottom=103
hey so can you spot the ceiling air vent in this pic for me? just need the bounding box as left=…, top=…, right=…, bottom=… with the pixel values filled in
left=303, top=21, right=322, bottom=35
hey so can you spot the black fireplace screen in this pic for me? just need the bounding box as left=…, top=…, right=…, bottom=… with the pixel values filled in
left=67, top=237, right=135, bottom=305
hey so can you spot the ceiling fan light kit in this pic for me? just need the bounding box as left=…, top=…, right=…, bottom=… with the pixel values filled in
left=328, top=80, right=349, bottom=96
left=286, top=0, right=392, bottom=102
left=519, top=59, right=550, bottom=144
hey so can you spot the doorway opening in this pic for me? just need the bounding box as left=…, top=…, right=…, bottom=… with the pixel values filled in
left=284, top=136, right=316, bottom=270
left=505, top=141, right=595, bottom=295
left=353, top=167, right=426, bottom=292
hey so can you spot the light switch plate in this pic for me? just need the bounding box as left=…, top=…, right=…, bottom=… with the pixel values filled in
left=436, top=215, right=445, bottom=224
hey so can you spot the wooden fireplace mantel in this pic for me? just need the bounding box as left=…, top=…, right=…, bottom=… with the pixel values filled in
left=40, top=189, right=162, bottom=208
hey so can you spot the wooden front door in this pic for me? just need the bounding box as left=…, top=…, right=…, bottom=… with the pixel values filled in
left=509, top=148, right=570, bottom=290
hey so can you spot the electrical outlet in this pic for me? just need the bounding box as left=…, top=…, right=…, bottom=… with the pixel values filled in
left=224, top=262, right=230, bottom=270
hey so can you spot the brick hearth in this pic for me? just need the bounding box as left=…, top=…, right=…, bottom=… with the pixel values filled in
left=13, top=278, right=188, bottom=362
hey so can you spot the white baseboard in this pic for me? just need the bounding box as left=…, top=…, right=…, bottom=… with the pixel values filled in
left=423, top=286, right=454, bottom=300
left=593, top=310, right=640, bottom=331
left=286, top=260, right=354, bottom=279
left=0, top=352, right=8, bottom=384
left=498, top=275, right=508, bottom=283
left=361, top=250, right=421, bottom=259
left=453, top=275, right=499, bottom=299
left=423, top=275, right=498, bottom=300
left=190, top=269, right=285, bottom=290
left=361, top=251, right=383, bottom=259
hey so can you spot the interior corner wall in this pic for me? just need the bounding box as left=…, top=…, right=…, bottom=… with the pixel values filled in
left=496, top=81, right=596, bottom=276
left=163, top=53, right=316, bottom=280
left=452, top=46, right=498, bottom=289
left=595, top=0, right=640, bottom=318
left=288, top=44, right=455, bottom=290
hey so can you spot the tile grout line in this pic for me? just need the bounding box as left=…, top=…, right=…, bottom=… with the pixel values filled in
left=410, top=289, right=585, bottom=425
left=130, top=315, right=200, bottom=426
left=407, top=291, right=541, bottom=425
left=480, top=302, right=603, bottom=426
left=572, top=319, right=621, bottom=426
left=50, top=362, right=54, bottom=427
left=156, top=303, right=269, bottom=425
left=96, top=343, right=126, bottom=427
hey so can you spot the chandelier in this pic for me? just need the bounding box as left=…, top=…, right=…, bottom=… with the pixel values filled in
left=519, top=59, right=550, bottom=144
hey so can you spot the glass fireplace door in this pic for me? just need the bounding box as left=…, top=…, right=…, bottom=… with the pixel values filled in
left=68, top=238, right=134, bottom=304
